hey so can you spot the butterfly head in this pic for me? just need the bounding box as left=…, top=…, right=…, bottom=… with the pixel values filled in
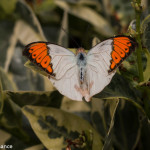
left=76, top=48, right=86, bottom=55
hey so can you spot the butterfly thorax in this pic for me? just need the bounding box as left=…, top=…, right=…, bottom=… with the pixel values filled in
left=76, top=48, right=87, bottom=84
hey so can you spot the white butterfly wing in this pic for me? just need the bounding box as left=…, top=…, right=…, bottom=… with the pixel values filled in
left=86, top=39, right=116, bottom=97
left=47, top=44, right=82, bottom=101
left=48, top=44, right=76, bottom=79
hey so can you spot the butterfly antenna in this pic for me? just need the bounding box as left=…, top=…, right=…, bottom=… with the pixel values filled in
left=61, top=27, right=81, bottom=48
left=80, top=24, right=91, bottom=49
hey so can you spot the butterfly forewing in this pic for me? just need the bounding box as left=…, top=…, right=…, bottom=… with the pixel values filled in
left=23, top=42, right=54, bottom=76
left=109, top=36, right=137, bottom=72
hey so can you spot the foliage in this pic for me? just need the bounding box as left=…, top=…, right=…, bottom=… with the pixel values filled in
left=0, top=0, right=150, bottom=150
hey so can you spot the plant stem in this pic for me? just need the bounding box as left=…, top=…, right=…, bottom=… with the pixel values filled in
left=134, top=0, right=144, bottom=82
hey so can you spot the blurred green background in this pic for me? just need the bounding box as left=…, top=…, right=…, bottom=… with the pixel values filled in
left=0, top=0, right=150, bottom=150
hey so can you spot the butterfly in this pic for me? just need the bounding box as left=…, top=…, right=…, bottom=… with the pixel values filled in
left=23, top=35, right=137, bottom=102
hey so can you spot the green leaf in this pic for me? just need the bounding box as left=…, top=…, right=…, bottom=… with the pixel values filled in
left=55, top=1, right=115, bottom=36
left=61, top=97, right=90, bottom=112
left=13, top=20, right=46, bottom=45
left=102, top=99, right=119, bottom=150
left=16, top=1, right=46, bottom=41
left=112, top=101, right=140, bottom=150
left=0, top=67, right=17, bottom=91
left=22, top=105, right=103, bottom=150
left=139, top=118, right=150, bottom=149
left=61, top=97, right=91, bottom=124
left=139, top=87, right=150, bottom=119
left=5, top=135, right=30, bottom=150
left=92, top=37, right=101, bottom=47
left=67, top=0, right=102, bottom=7
left=4, top=90, right=63, bottom=108
left=24, top=60, right=48, bottom=77
left=0, top=96, right=30, bottom=142
left=95, top=74, right=138, bottom=100
left=0, top=90, right=62, bottom=145
left=143, top=49, right=150, bottom=82
left=94, top=74, right=144, bottom=112
left=0, top=129, right=30, bottom=149
left=4, top=19, right=46, bottom=72
left=34, top=0, right=56, bottom=13
left=10, top=49, right=45, bottom=91
left=118, top=52, right=139, bottom=86
left=0, top=21, right=15, bottom=68
left=0, top=0, right=17, bottom=14
left=91, top=98, right=119, bottom=149
left=141, top=14, right=150, bottom=52
left=0, top=129, right=11, bottom=145
left=92, top=98, right=141, bottom=150
left=111, top=0, right=134, bottom=26
left=141, top=14, right=150, bottom=32
left=24, top=144, right=44, bottom=150
left=58, top=10, right=68, bottom=47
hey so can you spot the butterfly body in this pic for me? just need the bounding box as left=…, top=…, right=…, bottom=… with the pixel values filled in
left=76, top=48, right=87, bottom=84
left=23, top=35, right=137, bottom=102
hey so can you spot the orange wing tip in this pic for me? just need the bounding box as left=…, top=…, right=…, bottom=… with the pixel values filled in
left=23, top=42, right=46, bottom=56
left=108, top=35, right=137, bottom=73
left=23, top=41, right=55, bottom=77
